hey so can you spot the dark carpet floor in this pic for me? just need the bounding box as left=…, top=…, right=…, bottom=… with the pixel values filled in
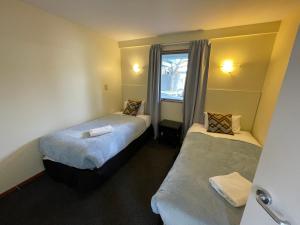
left=0, top=140, right=178, bottom=225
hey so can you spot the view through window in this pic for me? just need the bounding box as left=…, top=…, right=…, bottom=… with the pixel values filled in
left=161, top=52, right=189, bottom=101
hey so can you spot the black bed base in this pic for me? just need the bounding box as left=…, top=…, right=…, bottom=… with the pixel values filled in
left=43, top=126, right=153, bottom=192
left=158, top=217, right=164, bottom=225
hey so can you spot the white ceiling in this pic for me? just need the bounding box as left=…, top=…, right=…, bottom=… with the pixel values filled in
left=22, top=0, right=300, bottom=41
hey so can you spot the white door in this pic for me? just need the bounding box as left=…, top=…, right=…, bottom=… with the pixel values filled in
left=241, top=27, right=300, bottom=225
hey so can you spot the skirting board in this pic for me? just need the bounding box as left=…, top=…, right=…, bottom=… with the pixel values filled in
left=0, top=171, right=45, bottom=199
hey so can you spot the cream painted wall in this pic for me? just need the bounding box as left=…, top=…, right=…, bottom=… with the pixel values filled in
left=253, top=12, right=300, bottom=144
left=0, top=0, right=121, bottom=194
left=121, top=32, right=275, bottom=130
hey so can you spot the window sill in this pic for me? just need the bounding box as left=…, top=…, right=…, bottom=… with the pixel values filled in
left=160, top=99, right=183, bottom=103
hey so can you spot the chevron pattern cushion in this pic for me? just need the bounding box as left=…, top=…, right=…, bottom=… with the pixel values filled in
left=207, top=112, right=234, bottom=135
left=123, top=100, right=142, bottom=116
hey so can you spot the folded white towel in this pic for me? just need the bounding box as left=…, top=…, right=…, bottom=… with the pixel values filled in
left=89, top=125, right=113, bottom=137
left=209, top=172, right=252, bottom=207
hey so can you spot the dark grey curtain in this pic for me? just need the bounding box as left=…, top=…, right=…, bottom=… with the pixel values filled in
left=146, top=44, right=161, bottom=138
left=183, top=40, right=211, bottom=136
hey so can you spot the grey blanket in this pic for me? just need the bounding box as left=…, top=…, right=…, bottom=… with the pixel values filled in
left=151, top=132, right=261, bottom=225
left=40, top=114, right=147, bottom=169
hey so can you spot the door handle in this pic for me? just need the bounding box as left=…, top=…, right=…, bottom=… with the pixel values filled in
left=256, top=188, right=291, bottom=225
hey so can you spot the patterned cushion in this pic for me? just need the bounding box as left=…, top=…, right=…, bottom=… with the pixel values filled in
left=123, top=100, right=142, bottom=116
left=207, top=112, right=234, bottom=135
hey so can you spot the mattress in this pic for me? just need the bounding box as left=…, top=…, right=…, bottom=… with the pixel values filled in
left=40, top=113, right=151, bottom=170
left=151, top=125, right=261, bottom=225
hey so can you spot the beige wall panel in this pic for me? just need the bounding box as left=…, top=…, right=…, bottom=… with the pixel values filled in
left=205, top=89, right=261, bottom=131
left=208, top=34, right=275, bottom=91
left=253, top=12, right=300, bottom=144
left=161, top=102, right=183, bottom=122
left=121, top=32, right=275, bottom=132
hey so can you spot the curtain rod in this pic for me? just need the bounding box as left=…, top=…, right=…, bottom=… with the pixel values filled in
left=120, top=38, right=217, bottom=48
left=161, top=41, right=191, bottom=46
left=161, top=39, right=214, bottom=47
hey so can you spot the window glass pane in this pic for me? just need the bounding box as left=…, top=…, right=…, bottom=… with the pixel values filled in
left=161, top=53, right=188, bottom=101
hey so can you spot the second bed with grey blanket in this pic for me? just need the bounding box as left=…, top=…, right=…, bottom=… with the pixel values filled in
left=40, top=114, right=147, bottom=170
left=151, top=132, right=261, bottom=225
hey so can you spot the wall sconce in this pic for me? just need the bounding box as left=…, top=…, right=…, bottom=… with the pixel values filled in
left=221, top=59, right=235, bottom=75
left=132, top=63, right=141, bottom=74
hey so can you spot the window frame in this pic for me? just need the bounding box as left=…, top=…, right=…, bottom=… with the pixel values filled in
left=160, top=49, right=190, bottom=103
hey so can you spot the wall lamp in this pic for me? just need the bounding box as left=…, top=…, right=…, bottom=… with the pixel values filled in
left=221, top=59, right=236, bottom=75
left=132, top=63, right=141, bottom=74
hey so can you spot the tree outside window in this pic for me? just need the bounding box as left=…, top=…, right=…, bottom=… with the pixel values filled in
left=161, top=53, right=189, bottom=101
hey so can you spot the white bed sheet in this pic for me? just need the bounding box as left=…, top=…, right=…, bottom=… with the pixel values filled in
left=114, top=112, right=151, bottom=128
left=188, top=123, right=261, bottom=147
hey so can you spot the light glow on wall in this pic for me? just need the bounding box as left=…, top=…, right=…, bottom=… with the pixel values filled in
left=221, top=60, right=234, bottom=74
left=132, top=63, right=141, bottom=73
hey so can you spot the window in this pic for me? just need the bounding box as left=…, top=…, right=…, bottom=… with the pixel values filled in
left=160, top=52, right=189, bottom=101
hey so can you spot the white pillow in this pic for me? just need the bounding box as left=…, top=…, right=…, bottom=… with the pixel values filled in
left=232, top=115, right=241, bottom=133
left=204, top=112, right=241, bottom=133
left=124, top=100, right=145, bottom=115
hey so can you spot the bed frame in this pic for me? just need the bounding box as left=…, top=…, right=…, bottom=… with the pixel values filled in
left=43, top=126, right=153, bottom=192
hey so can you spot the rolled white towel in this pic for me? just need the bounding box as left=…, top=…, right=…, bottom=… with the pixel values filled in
left=209, top=172, right=252, bottom=207
left=89, top=125, right=113, bottom=137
